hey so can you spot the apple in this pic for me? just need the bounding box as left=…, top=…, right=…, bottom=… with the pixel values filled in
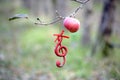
left=63, top=17, right=80, bottom=33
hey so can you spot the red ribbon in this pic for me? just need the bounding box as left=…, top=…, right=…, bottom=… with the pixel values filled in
left=53, top=30, right=69, bottom=67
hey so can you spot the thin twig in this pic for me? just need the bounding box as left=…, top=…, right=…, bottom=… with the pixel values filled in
left=69, top=4, right=83, bottom=17
left=35, top=17, right=63, bottom=25
left=35, top=0, right=89, bottom=25
left=70, top=0, right=89, bottom=17
left=55, top=10, right=61, bottom=18
left=35, top=10, right=65, bottom=25
left=71, top=0, right=89, bottom=4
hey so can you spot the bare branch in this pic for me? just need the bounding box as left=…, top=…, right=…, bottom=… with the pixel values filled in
left=35, top=0, right=89, bottom=25
left=35, top=10, right=65, bottom=25
left=69, top=5, right=83, bottom=17
left=55, top=10, right=60, bottom=18
left=70, top=0, right=89, bottom=17
left=71, top=0, right=90, bottom=4
left=35, top=17, right=63, bottom=25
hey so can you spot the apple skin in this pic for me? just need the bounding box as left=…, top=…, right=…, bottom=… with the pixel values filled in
left=63, top=17, right=80, bottom=33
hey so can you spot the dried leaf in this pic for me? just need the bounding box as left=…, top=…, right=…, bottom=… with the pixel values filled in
left=9, top=14, right=28, bottom=21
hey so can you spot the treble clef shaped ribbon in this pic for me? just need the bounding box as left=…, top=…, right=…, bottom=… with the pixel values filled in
left=53, top=30, right=69, bottom=68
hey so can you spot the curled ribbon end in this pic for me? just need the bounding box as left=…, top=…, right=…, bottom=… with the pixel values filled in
left=56, top=60, right=63, bottom=68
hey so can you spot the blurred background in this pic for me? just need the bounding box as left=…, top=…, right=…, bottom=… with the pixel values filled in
left=0, top=0, right=120, bottom=80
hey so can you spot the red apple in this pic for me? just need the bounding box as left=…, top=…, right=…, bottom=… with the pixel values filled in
left=63, top=17, right=80, bottom=33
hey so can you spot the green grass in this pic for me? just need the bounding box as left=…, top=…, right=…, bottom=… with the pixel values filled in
left=1, top=16, right=120, bottom=80
left=10, top=21, right=92, bottom=79
left=0, top=16, right=95, bottom=79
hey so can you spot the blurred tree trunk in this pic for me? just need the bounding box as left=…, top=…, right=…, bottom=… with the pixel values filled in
left=29, top=0, right=40, bottom=16
left=52, top=0, right=67, bottom=29
left=91, top=0, right=116, bottom=57
left=22, top=0, right=67, bottom=18
left=22, top=0, right=31, bottom=9
left=22, top=0, right=53, bottom=16
left=44, top=0, right=53, bottom=17
left=81, top=0, right=93, bottom=46
left=56, top=0, right=67, bottom=16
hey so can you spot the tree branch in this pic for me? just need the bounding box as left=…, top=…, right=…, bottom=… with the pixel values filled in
left=35, top=0, right=89, bottom=25
left=71, top=0, right=90, bottom=4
